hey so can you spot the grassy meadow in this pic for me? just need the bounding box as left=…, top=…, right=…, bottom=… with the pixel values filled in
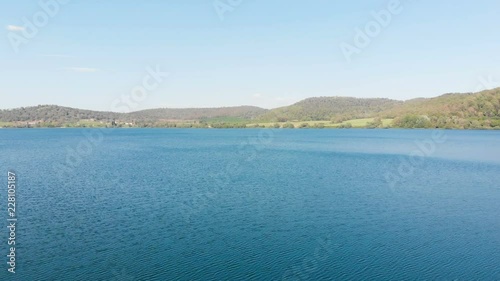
left=247, top=118, right=394, bottom=128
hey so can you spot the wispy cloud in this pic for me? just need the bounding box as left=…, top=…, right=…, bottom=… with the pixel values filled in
left=6, top=25, right=25, bottom=32
left=252, top=93, right=262, bottom=98
left=41, top=54, right=73, bottom=58
left=65, top=67, right=100, bottom=73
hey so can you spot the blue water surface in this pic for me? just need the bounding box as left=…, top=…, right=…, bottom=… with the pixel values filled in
left=0, top=129, right=499, bottom=280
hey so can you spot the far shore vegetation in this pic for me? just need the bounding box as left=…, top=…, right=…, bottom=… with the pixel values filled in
left=1, top=116, right=499, bottom=130
left=2, top=88, right=500, bottom=130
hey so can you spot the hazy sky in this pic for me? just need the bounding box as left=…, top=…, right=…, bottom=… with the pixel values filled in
left=1, top=0, right=500, bottom=111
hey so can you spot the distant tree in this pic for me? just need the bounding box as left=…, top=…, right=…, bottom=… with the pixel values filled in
left=331, top=116, right=345, bottom=124
left=367, top=117, right=383, bottom=128
left=393, top=115, right=432, bottom=128
left=339, top=122, right=352, bottom=129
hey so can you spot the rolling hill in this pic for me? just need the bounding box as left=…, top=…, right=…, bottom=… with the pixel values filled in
left=257, top=97, right=403, bottom=122
left=0, top=105, right=267, bottom=124
left=378, top=88, right=500, bottom=128
left=128, top=106, right=267, bottom=121
left=1, top=88, right=499, bottom=129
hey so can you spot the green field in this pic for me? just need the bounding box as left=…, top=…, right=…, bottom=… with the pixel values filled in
left=203, top=116, right=249, bottom=123
left=331, top=118, right=394, bottom=128
left=0, top=121, right=14, bottom=127
left=247, top=118, right=394, bottom=128
left=67, top=120, right=107, bottom=127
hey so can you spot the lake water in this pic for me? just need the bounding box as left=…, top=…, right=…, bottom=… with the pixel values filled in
left=0, top=129, right=499, bottom=280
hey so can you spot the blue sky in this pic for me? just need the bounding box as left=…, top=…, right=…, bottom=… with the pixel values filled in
left=1, top=0, right=500, bottom=111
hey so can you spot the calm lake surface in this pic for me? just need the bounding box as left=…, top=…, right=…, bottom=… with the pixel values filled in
left=0, top=129, right=499, bottom=280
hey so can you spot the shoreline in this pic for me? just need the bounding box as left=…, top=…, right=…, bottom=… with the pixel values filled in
left=1, top=127, right=499, bottom=131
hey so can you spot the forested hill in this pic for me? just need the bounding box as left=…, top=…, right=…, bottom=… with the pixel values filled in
left=258, top=97, right=403, bottom=122
left=0, top=105, right=123, bottom=123
left=380, top=88, right=500, bottom=128
left=1, top=87, right=499, bottom=129
left=128, top=106, right=267, bottom=121
left=254, top=88, right=500, bottom=129
left=0, top=105, right=268, bottom=125
left=381, top=88, right=500, bottom=118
